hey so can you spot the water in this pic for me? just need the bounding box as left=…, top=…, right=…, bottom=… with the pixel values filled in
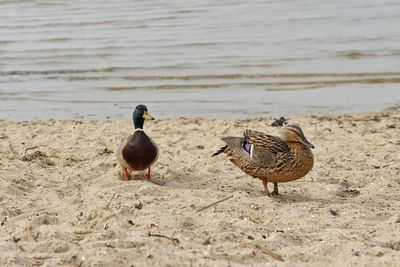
left=1, top=0, right=400, bottom=120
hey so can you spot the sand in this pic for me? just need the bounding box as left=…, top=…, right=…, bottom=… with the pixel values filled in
left=0, top=106, right=399, bottom=266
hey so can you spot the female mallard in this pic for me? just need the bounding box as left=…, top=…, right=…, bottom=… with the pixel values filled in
left=212, top=124, right=314, bottom=197
left=117, top=105, right=159, bottom=181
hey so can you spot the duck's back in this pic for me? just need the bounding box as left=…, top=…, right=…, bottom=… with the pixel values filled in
left=224, top=138, right=313, bottom=183
left=122, top=130, right=158, bottom=171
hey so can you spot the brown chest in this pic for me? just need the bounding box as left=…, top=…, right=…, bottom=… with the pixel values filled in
left=122, top=131, right=158, bottom=171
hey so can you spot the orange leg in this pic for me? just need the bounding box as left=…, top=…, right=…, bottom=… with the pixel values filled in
left=123, top=168, right=130, bottom=181
left=145, top=167, right=151, bottom=180
left=262, top=180, right=271, bottom=197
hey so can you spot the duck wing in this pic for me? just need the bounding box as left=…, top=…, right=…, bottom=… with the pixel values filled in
left=243, top=129, right=289, bottom=154
left=222, top=129, right=289, bottom=167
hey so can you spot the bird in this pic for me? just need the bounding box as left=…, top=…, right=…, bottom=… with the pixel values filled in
left=212, top=124, right=314, bottom=197
left=117, top=105, right=159, bottom=181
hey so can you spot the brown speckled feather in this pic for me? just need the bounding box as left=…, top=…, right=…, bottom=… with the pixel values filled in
left=244, top=129, right=291, bottom=167
left=220, top=128, right=313, bottom=183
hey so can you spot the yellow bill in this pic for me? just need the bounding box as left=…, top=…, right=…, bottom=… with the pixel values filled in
left=142, top=111, right=154, bottom=120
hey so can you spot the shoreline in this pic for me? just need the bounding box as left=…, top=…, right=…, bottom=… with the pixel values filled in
left=1, top=103, right=399, bottom=122
left=2, top=87, right=399, bottom=121
left=0, top=108, right=399, bottom=266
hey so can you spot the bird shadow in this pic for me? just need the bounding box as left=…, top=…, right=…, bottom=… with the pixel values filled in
left=116, top=171, right=166, bottom=185
left=268, top=190, right=342, bottom=205
left=159, top=171, right=212, bottom=190
left=270, top=191, right=312, bottom=203
left=116, top=170, right=207, bottom=189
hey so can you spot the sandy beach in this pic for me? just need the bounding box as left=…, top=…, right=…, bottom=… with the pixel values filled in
left=0, top=106, right=399, bottom=266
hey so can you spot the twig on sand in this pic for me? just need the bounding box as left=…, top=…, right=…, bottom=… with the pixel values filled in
left=104, top=193, right=116, bottom=210
left=73, top=230, right=93, bottom=235
left=7, top=140, right=19, bottom=159
left=197, top=195, right=234, bottom=212
left=239, top=215, right=263, bottom=224
left=34, top=232, right=40, bottom=241
left=33, top=255, right=52, bottom=260
left=148, top=232, right=179, bottom=245
left=240, top=242, right=284, bottom=261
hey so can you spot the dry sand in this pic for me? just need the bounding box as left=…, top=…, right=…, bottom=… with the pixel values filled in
left=0, top=106, right=399, bottom=266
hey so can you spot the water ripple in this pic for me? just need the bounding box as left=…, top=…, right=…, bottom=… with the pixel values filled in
left=1, top=0, right=399, bottom=119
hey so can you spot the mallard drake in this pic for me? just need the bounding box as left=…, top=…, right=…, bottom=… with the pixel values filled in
left=212, top=124, right=314, bottom=197
left=117, top=105, right=159, bottom=181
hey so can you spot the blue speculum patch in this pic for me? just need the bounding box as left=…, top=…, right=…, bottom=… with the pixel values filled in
left=243, top=140, right=252, bottom=155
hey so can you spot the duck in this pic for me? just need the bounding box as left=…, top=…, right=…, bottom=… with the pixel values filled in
left=117, top=105, right=159, bottom=181
left=212, top=124, right=314, bottom=197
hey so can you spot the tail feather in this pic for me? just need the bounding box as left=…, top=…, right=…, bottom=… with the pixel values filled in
left=211, top=145, right=228, bottom=157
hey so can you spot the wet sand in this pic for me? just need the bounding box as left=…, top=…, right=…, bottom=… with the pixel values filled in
left=0, top=106, right=399, bottom=266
